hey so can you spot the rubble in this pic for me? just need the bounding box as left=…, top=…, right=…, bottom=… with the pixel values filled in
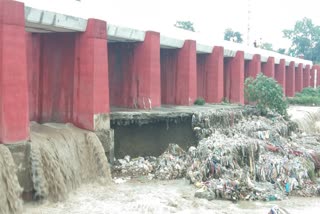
left=112, top=108, right=320, bottom=202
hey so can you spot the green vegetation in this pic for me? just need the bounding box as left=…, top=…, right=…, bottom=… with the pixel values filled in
left=174, top=21, right=195, bottom=32
left=194, top=97, right=206, bottom=105
left=283, top=17, right=320, bottom=63
left=245, top=74, right=287, bottom=117
left=224, top=28, right=243, bottom=43
left=287, top=87, right=320, bottom=106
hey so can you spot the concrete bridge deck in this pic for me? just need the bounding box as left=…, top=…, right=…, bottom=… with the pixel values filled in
left=24, top=5, right=311, bottom=66
left=0, top=0, right=318, bottom=144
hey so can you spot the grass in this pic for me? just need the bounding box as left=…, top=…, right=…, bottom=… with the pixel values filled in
left=194, top=97, right=206, bottom=105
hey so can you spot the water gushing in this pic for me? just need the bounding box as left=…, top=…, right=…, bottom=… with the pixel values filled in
left=0, top=145, right=23, bottom=214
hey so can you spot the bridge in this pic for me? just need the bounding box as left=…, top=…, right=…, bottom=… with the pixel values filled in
left=0, top=0, right=317, bottom=143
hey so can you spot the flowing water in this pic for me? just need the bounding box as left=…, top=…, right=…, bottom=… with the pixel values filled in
left=288, top=106, right=320, bottom=133
left=0, top=122, right=111, bottom=214
left=0, top=145, right=23, bottom=214
left=24, top=178, right=320, bottom=214
left=29, top=123, right=111, bottom=202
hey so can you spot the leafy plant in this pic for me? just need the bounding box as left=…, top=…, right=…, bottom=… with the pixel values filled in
left=194, top=97, right=206, bottom=105
left=245, top=73, right=287, bottom=116
left=288, top=87, right=320, bottom=105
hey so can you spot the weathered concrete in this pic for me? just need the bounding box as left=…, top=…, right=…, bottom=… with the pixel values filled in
left=0, top=0, right=29, bottom=143
left=25, top=6, right=87, bottom=33
left=110, top=105, right=241, bottom=158
left=286, top=62, right=295, bottom=97
left=275, top=59, right=286, bottom=92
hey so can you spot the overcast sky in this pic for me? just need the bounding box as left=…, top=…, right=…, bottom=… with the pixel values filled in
left=20, top=0, right=320, bottom=49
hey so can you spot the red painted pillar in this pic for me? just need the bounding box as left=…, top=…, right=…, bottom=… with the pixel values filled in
left=317, top=65, right=320, bottom=87
left=224, top=51, right=245, bottom=104
left=285, top=62, right=295, bottom=97
left=262, top=57, right=275, bottom=78
left=275, top=59, right=286, bottom=92
left=207, top=46, right=224, bottom=103
left=295, top=63, right=303, bottom=92
left=245, top=54, right=261, bottom=78
left=73, top=19, right=109, bottom=131
left=175, top=40, right=197, bottom=105
left=310, top=65, right=316, bottom=88
left=134, top=31, right=161, bottom=108
left=0, top=0, right=29, bottom=143
left=197, top=46, right=224, bottom=103
left=303, top=64, right=311, bottom=88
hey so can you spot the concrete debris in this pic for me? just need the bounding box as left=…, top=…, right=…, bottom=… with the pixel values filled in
left=113, top=109, right=320, bottom=202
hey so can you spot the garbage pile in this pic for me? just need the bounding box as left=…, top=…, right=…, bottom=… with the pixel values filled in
left=112, top=108, right=320, bottom=202
left=113, top=144, right=190, bottom=180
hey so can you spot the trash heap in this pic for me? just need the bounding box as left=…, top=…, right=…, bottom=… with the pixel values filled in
left=113, top=108, right=320, bottom=202
left=190, top=109, right=319, bottom=201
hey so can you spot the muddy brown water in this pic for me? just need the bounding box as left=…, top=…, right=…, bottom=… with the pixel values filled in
left=24, top=178, right=320, bottom=214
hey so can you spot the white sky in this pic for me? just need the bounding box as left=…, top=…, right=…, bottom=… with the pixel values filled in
left=20, top=0, right=320, bottom=49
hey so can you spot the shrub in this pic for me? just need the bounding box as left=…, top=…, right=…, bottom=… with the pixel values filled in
left=245, top=73, right=287, bottom=116
left=288, top=87, right=320, bottom=106
left=194, top=97, right=206, bottom=105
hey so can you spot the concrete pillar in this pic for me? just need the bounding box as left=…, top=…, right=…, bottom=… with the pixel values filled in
left=0, top=0, right=29, bottom=143
left=134, top=31, right=161, bottom=108
left=310, top=65, right=316, bottom=88
left=224, top=51, right=245, bottom=104
left=295, top=63, right=303, bottom=92
left=285, top=61, right=295, bottom=97
left=176, top=40, right=197, bottom=105
left=73, top=19, right=109, bottom=131
left=317, top=65, right=320, bottom=87
left=160, top=49, right=176, bottom=104
left=197, top=46, right=224, bottom=103
left=275, top=59, right=286, bottom=92
left=303, top=64, right=311, bottom=88
left=245, top=54, right=261, bottom=79
left=262, top=57, right=275, bottom=78
left=108, top=32, right=160, bottom=109
left=26, top=33, right=41, bottom=122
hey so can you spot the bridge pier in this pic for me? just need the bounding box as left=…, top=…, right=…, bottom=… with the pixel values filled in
left=245, top=54, right=261, bottom=79
left=108, top=31, right=161, bottom=109
left=161, top=40, right=197, bottom=105
left=303, top=64, right=311, bottom=89
left=0, top=0, right=29, bottom=143
left=196, top=46, right=224, bottom=103
left=275, top=59, right=286, bottom=92
left=295, top=63, right=303, bottom=93
left=310, top=65, right=317, bottom=88
left=73, top=19, right=110, bottom=131
left=224, top=51, right=245, bottom=104
left=262, top=57, right=275, bottom=78
left=285, top=61, right=295, bottom=97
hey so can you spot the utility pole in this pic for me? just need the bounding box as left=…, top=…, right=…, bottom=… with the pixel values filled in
left=247, top=0, right=251, bottom=46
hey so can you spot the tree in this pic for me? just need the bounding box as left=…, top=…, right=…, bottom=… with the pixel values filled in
left=224, top=28, right=243, bottom=43
left=283, top=17, right=320, bottom=63
left=260, top=42, right=274, bottom=51
left=174, top=21, right=195, bottom=32
left=277, top=48, right=286, bottom=54
left=245, top=74, right=287, bottom=117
